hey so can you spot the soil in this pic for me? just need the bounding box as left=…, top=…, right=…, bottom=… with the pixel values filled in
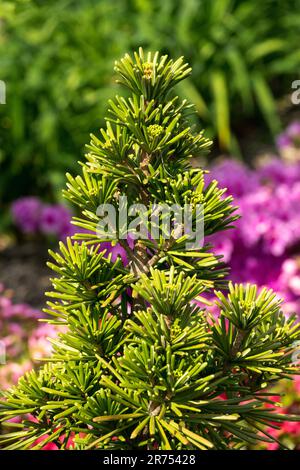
left=0, top=240, right=52, bottom=309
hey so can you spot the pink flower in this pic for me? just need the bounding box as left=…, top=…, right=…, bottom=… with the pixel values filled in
left=281, top=421, right=300, bottom=435
left=208, top=232, right=234, bottom=263
left=29, top=324, right=63, bottom=360
left=42, top=442, right=59, bottom=450
left=293, top=374, right=300, bottom=389
left=33, top=435, right=59, bottom=450
left=287, top=121, right=300, bottom=139
left=0, top=361, right=32, bottom=388
left=266, top=442, right=280, bottom=451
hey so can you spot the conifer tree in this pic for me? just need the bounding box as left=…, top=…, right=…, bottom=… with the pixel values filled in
left=1, top=49, right=300, bottom=450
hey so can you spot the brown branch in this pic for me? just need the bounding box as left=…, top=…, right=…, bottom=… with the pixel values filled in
left=231, top=329, right=247, bottom=359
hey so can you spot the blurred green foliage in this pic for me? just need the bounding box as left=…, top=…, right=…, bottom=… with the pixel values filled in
left=1, top=0, right=300, bottom=203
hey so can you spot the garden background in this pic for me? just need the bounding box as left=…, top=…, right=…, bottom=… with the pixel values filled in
left=1, top=0, right=300, bottom=449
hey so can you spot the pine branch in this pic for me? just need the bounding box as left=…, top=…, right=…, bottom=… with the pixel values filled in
left=1, top=48, right=299, bottom=451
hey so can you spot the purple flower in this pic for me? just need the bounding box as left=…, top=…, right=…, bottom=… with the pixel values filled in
left=207, top=232, right=234, bottom=263
left=276, top=121, right=300, bottom=151
left=11, top=197, right=74, bottom=240
left=207, top=154, right=300, bottom=318
left=276, top=133, right=292, bottom=149
left=286, top=121, right=300, bottom=139
left=59, top=223, right=77, bottom=240
left=11, top=197, right=43, bottom=233
left=99, top=241, right=128, bottom=265
left=258, top=158, right=300, bottom=185
left=236, top=187, right=271, bottom=248
left=207, top=159, right=259, bottom=198
left=40, top=204, right=72, bottom=237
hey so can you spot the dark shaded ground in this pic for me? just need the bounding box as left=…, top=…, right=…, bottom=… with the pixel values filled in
left=0, top=241, right=52, bottom=308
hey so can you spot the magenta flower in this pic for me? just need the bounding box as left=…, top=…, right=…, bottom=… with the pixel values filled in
left=207, top=151, right=300, bottom=317
left=99, top=241, right=128, bottom=265
left=276, top=133, right=292, bottom=149
left=286, top=121, right=300, bottom=139
left=40, top=204, right=72, bottom=237
left=207, top=159, right=259, bottom=197
left=206, top=159, right=258, bottom=197
left=276, top=120, right=300, bottom=151
left=40, top=205, right=65, bottom=235
left=11, top=197, right=43, bottom=233
left=207, top=232, right=234, bottom=263
left=257, top=158, right=300, bottom=185
left=11, top=197, right=75, bottom=241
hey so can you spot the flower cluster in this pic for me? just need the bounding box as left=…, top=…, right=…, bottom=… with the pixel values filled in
left=0, top=284, right=59, bottom=389
left=207, top=158, right=300, bottom=256
left=11, top=197, right=75, bottom=240
left=277, top=121, right=300, bottom=151
left=207, top=150, right=300, bottom=316
left=206, top=132, right=300, bottom=448
left=276, top=121, right=300, bottom=162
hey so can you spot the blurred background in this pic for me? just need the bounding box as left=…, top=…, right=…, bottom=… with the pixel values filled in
left=1, top=0, right=300, bottom=449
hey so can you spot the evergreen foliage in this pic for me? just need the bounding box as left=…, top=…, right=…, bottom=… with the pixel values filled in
left=1, top=49, right=300, bottom=450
